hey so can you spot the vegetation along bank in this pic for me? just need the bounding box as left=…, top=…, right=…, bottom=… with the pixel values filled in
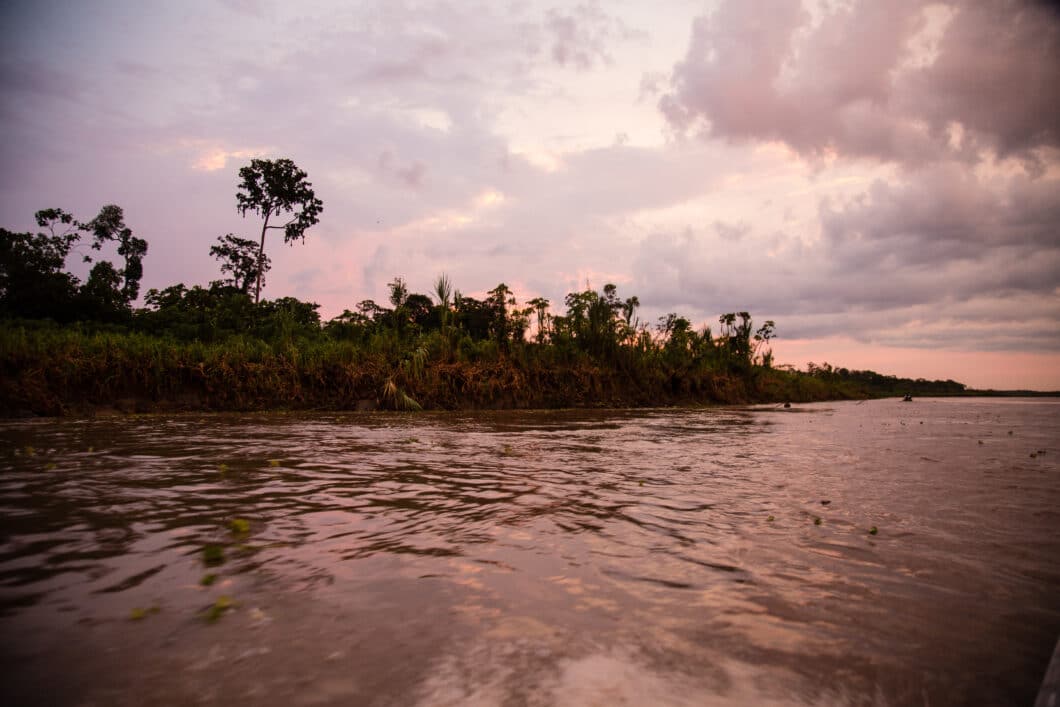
left=0, top=158, right=970, bottom=416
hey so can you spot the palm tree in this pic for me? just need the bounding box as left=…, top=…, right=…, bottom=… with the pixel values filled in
left=433, top=273, right=453, bottom=330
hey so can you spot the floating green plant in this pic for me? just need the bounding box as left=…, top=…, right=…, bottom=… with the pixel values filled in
left=202, top=545, right=225, bottom=566
left=767, top=515, right=775, bottom=522
left=45, top=462, right=56, bottom=470
left=501, top=444, right=513, bottom=456
left=87, top=446, right=94, bottom=453
left=229, top=518, right=250, bottom=535
left=200, top=573, right=218, bottom=586
left=204, top=595, right=235, bottom=623
left=267, top=459, right=280, bottom=467
left=24, top=446, right=35, bottom=456
left=869, top=526, right=878, bottom=535
left=218, top=463, right=229, bottom=473
left=130, top=605, right=160, bottom=621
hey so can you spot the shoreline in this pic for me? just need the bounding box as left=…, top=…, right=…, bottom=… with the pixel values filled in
left=10, top=392, right=1057, bottom=420
left=6, top=323, right=1046, bottom=419
left=1, top=372, right=856, bottom=419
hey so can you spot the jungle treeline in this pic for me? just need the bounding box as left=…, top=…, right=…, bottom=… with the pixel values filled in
left=0, top=279, right=966, bottom=417
left=1, top=170, right=971, bottom=416
left=0, top=266, right=969, bottom=416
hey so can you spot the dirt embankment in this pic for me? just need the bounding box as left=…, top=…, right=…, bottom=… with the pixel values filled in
left=1, top=355, right=848, bottom=418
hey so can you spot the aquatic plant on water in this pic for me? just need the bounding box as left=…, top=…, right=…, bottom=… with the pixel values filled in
left=202, top=545, right=225, bottom=566
left=203, top=595, right=235, bottom=623
left=129, top=605, right=160, bottom=621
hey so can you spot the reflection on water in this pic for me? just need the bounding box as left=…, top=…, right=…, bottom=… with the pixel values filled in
left=1, top=400, right=1059, bottom=706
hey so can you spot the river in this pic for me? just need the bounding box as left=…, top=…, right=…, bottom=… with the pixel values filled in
left=1, top=398, right=1058, bottom=706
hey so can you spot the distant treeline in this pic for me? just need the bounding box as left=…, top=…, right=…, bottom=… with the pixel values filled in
left=795, top=362, right=967, bottom=397
left=0, top=272, right=974, bottom=415
left=0, top=273, right=795, bottom=414
left=0, top=175, right=980, bottom=415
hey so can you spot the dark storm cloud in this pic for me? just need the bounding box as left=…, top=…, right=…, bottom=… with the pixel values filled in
left=660, top=0, right=1060, bottom=165
left=820, top=166, right=1060, bottom=269
left=630, top=167, right=1060, bottom=350
left=640, top=0, right=1060, bottom=356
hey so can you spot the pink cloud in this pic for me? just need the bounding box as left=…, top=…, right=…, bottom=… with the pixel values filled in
left=660, top=0, right=1060, bottom=165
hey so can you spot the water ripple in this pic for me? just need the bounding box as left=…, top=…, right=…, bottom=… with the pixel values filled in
left=0, top=400, right=1058, bottom=705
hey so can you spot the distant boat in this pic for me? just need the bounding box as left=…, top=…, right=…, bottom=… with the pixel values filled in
left=902, top=394, right=913, bottom=402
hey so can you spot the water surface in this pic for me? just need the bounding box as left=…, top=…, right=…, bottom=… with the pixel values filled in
left=1, top=399, right=1058, bottom=705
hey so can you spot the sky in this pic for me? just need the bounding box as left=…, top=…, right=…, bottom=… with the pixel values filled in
left=1, top=0, right=1058, bottom=390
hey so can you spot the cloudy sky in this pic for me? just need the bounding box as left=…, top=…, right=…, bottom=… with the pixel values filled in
left=2, top=0, right=1058, bottom=389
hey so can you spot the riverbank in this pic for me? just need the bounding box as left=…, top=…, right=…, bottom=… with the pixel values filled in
left=0, top=326, right=874, bottom=417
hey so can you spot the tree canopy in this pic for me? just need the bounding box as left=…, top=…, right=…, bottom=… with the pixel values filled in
left=0, top=205, right=146, bottom=321
left=211, top=233, right=271, bottom=294
left=235, top=158, right=323, bottom=303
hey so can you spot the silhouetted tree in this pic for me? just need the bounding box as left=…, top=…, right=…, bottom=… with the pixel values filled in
left=211, top=233, right=270, bottom=294
left=486, top=283, right=515, bottom=345
left=77, top=261, right=125, bottom=321
left=753, top=320, right=776, bottom=368
left=433, top=273, right=453, bottom=331
left=235, top=158, right=323, bottom=303
left=405, top=293, right=435, bottom=330
left=1, top=205, right=145, bottom=320
left=387, top=277, right=408, bottom=308
left=0, top=209, right=81, bottom=319
left=82, top=204, right=147, bottom=303
left=527, top=297, right=551, bottom=344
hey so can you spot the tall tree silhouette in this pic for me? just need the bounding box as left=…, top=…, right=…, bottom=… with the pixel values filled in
left=235, top=158, right=323, bottom=303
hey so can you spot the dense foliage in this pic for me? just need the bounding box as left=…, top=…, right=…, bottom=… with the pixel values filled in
left=0, top=158, right=975, bottom=415
left=0, top=206, right=146, bottom=324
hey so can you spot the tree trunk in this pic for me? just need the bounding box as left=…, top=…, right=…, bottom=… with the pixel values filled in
left=254, top=210, right=271, bottom=304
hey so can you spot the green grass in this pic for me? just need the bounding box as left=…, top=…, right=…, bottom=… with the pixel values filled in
left=1, top=322, right=935, bottom=414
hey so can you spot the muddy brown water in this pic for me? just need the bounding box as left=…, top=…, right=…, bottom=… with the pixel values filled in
left=0, top=399, right=1058, bottom=706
